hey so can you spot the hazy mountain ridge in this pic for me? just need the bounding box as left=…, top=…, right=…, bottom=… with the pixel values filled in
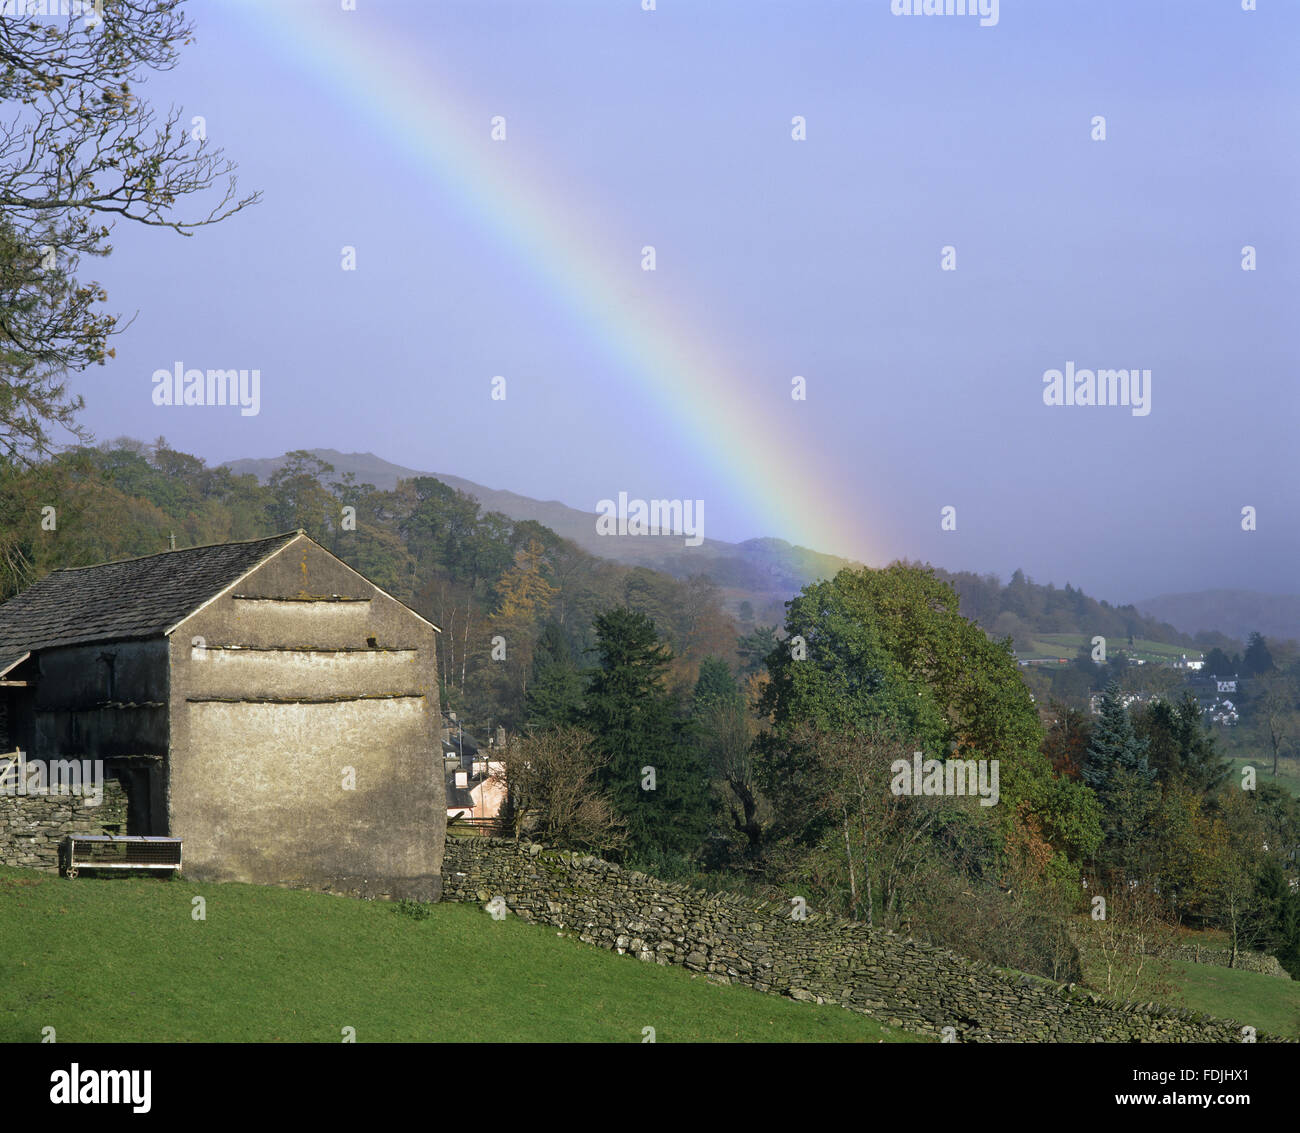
left=1137, top=590, right=1300, bottom=647
left=222, top=450, right=1298, bottom=646
left=221, top=449, right=858, bottom=593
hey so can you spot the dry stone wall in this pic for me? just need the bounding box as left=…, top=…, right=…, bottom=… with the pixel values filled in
left=1146, top=942, right=1289, bottom=979
left=1068, top=928, right=1292, bottom=980
left=443, top=836, right=1289, bottom=1043
left=0, top=781, right=127, bottom=870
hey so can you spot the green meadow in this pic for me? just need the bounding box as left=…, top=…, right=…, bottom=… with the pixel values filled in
left=0, top=867, right=922, bottom=1044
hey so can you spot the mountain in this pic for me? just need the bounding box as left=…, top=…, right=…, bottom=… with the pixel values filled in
left=220, top=450, right=860, bottom=602
left=224, top=451, right=1297, bottom=651
left=1136, top=590, right=1300, bottom=647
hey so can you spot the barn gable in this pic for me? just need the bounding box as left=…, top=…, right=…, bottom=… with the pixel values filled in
left=0, top=533, right=445, bottom=900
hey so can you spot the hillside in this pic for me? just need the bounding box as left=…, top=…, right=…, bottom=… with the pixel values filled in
left=221, top=449, right=1296, bottom=655
left=1138, top=590, right=1300, bottom=647
left=221, top=449, right=860, bottom=596
left=0, top=867, right=918, bottom=1043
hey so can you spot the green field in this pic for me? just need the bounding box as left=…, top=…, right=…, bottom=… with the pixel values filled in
left=1225, top=756, right=1300, bottom=798
left=1078, top=949, right=1300, bottom=1039
left=1075, top=919, right=1300, bottom=1039
left=1023, top=634, right=1198, bottom=665
left=0, top=866, right=922, bottom=1043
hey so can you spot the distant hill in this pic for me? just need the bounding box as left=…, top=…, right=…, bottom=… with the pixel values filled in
left=223, top=451, right=1293, bottom=652
left=221, top=450, right=860, bottom=598
left=1137, top=590, right=1300, bottom=647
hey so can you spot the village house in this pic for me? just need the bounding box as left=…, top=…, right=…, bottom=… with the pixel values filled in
left=442, top=714, right=506, bottom=824
left=0, top=531, right=446, bottom=898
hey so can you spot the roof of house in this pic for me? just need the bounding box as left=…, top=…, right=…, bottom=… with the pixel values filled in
left=446, top=780, right=477, bottom=810
left=0, top=531, right=302, bottom=675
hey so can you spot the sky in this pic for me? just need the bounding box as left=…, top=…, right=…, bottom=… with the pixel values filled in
left=66, top=0, right=1299, bottom=605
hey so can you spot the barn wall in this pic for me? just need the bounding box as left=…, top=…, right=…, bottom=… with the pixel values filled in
left=167, top=537, right=444, bottom=898
left=27, top=639, right=169, bottom=758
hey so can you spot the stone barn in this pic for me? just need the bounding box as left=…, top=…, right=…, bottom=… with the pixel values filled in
left=0, top=531, right=445, bottom=899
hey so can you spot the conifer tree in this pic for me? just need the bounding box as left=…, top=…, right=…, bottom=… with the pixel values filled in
left=1084, top=681, right=1158, bottom=875
left=525, top=620, right=584, bottom=728
left=582, top=608, right=710, bottom=866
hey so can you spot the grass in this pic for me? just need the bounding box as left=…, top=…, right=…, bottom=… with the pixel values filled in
left=1024, top=634, right=1197, bottom=664
left=0, top=866, right=924, bottom=1043
left=1076, top=931, right=1300, bottom=1039
left=1224, top=755, right=1300, bottom=798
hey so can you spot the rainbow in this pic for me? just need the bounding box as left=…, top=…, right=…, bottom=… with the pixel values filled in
left=231, top=1, right=871, bottom=562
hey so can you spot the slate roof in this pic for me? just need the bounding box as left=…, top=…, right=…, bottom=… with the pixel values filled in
left=0, top=531, right=301, bottom=673
left=446, top=777, right=477, bottom=810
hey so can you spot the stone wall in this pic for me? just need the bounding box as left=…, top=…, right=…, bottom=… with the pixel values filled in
left=1068, top=927, right=1292, bottom=980
left=442, top=837, right=1289, bottom=1043
left=1149, top=942, right=1290, bottom=980
left=0, top=779, right=128, bottom=870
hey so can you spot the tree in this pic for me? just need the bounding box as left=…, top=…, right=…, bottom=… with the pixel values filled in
left=736, top=623, right=778, bottom=677
left=1080, top=879, right=1172, bottom=999
left=491, top=726, right=625, bottom=852
left=1248, top=858, right=1300, bottom=978
left=1083, top=681, right=1158, bottom=876
left=1207, top=788, right=1272, bottom=966
left=691, top=658, right=764, bottom=856
left=524, top=621, right=584, bottom=728
left=1042, top=701, right=1090, bottom=779
left=490, top=536, right=558, bottom=705
left=789, top=722, right=941, bottom=926
left=692, top=656, right=739, bottom=715
left=1243, top=631, right=1275, bottom=677
left=1203, top=647, right=1238, bottom=678
left=582, top=607, right=710, bottom=866
left=758, top=564, right=1053, bottom=851
left=0, top=2, right=259, bottom=460
left=1250, top=671, right=1300, bottom=778
left=266, top=451, right=337, bottom=536
left=1132, top=693, right=1231, bottom=792
left=991, top=610, right=1034, bottom=654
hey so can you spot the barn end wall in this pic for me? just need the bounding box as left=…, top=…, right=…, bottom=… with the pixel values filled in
left=442, top=837, right=1290, bottom=1044
left=167, top=537, right=444, bottom=899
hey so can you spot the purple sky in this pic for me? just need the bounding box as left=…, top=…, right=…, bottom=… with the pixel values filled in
left=69, top=0, right=1299, bottom=604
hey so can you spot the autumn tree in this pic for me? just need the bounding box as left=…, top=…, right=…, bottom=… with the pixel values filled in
left=1042, top=701, right=1090, bottom=779
left=473, top=535, right=560, bottom=724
